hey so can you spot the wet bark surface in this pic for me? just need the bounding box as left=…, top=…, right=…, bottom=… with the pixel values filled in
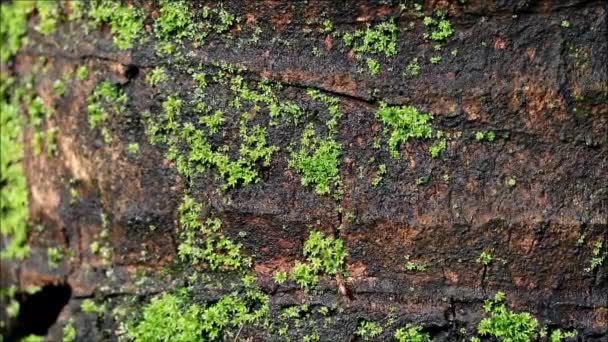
left=1, top=0, right=607, bottom=341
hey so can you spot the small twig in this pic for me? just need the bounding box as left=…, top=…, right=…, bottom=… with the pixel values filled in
left=233, top=324, right=244, bottom=342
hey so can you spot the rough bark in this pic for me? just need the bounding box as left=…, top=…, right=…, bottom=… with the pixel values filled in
left=1, top=0, right=607, bottom=341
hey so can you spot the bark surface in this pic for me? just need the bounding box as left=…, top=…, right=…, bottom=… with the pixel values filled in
left=1, top=0, right=607, bottom=341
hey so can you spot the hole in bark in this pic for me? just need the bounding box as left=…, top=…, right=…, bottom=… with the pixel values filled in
left=125, top=65, right=139, bottom=80
left=4, top=283, right=71, bottom=341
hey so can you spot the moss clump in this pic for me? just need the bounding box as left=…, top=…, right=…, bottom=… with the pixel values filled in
left=0, top=77, right=29, bottom=259
left=177, top=195, right=249, bottom=270
left=289, top=231, right=346, bottom=290
left=343, top=20, right=398, bottom=57
left=87, top=81, right=127, bottom=143
left=477, top=251, right=493, bottom=266
left=303, top=231, right=346, bottom=275
left=62, top=319, right=76, bottom=342
left=403, top=58, right=421, bottom=78
left=584, top=238, right=604, bottom=272
left=341, top=19, right=399, bottom=75
left=47, top=246, right=63, bottom=268
left=154, top=0, right=195, bottom=41
left=478, top=292, right=539, bottom=342
left=366, top=58, right=380, bottom=76
left=26, top=92, right=56, bottom=156
left=89, top=0, right=144, bottom=50
left=81, top=298, right=103, bottom=314
left=376, top=103, right=433, bottom=158
left=35, top=0, right=60, bottom=36
left=423, top=14, right=454, bottom=42
left=230, top=75, right=303, bottom=124
left=395, top=324, right=430, bottom=342
left=127, top=288, right=268, bottom=342
left=0, top=1, right=36, bottom=63
left=146, top=66, right=168, bottom=87
left=475, top=130, right=496, bottom=142
left=429, top=138, right=447, bottom=158
left=355, top=321, right=383, bottom=341
left=145, top=76, right=279, bottom=190
left=289, top=124, right=342, bottom=196
left=76, top=65, right=89, bottom=81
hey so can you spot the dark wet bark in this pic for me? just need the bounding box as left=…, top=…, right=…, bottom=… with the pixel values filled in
left=1, top=0, right=607, bottom=341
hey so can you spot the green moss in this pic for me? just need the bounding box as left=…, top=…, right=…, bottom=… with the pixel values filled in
left=273, top=270, right=288, bottom=284
left=506, top=177, right=517, bottom=187
left=343, top=20, right=398, bottom=57
left=478, top=292, right=539, bottom=342
left=584, top=238, right=604, bottom=272
left=127, top=291, right=205, bottom=342
left=395, top=324, right=430, bottom=342
left=25, top=91, right=57, bottom=156
left=1, top=285, right=20, bottom=319
left=0, top=77, right=29, bottom=259
left=35, top=0, right=60, bottom=36
left=475, top=131, right=496, bottom=142
left=231, top=75, right=303, bottom=124
left=89, top=0, right=144, bottom=50
left=415, top=177, right=428, bottom=186
left=62, top=319, right=77, bottom=342
left=289, top=231, right=346, bottom=290
left=81, top=299, right=103, bottom=314
left=238, top=125, right=277, bottom=167
left=477, top=251, right=493, bottom=266
left=193, top=72, right=207, bottom=89
left=199, top=110, right=224, bottom=134
left=430, top=55, right=442, bottom=64
left=177, top=195, right=249, bottom=270
left=371, top=163, right=387, bottom=187
left=322, top=19, right=334, bottom=33
left=303, top=332, right=321, bottom=342
left=423, top=15, right=454, bottom=42
left=376, top=103, right=433, bottom=159
left=128, top=289, right=268, bottom=341
left=22, top=335, right=44, bottom=342
left=291, top=262, right=319, bottom=290
left=67, top=1, right=84, bottom=21
left=0, top=1, right=36, bottom=62
left=289, top=124, right=342, bottom=196
left=87, top=81, right=127, bottom=142
left=147, top=86, right=278, bottom=190
left=549, top=329, right=577, bottom=342
left=403, top=58, right=421, bottom=78
left=404, top=255, right=428, bottom=272
left=215, top=8, right=236, bottom=33
left=47, top=246, right=63, bottom=268
left=356, top=321, right=383, bottom=341
left=127, top=143, right=139, bottom=154
left=366, top=58, right=380, bottom=76
left=303, top=231, right=346, bottom=275
left=146, top=67, right=168, bottom=86
left=280, top=304, right=309, bottom=319
left=53, top=79, right=66, bottom=97
left=307, top=89, right=341, bottom=133
left=154, top=0, right=194, bottom=41
left=404, top=261, right=428, bottom=272
left=76, top=65, right=89, bottom=81
left=429, top=138, right=447, bottom=158
left=187, top=125, right=276, bottom=189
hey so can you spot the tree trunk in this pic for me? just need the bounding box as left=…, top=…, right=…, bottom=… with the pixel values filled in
left=1, top=0, right=606, bottom=341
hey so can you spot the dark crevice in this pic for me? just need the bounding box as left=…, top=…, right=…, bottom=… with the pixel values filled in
left=125, top=64, right=140, bottom=80
left=3, top=283, right=71, bottom=342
